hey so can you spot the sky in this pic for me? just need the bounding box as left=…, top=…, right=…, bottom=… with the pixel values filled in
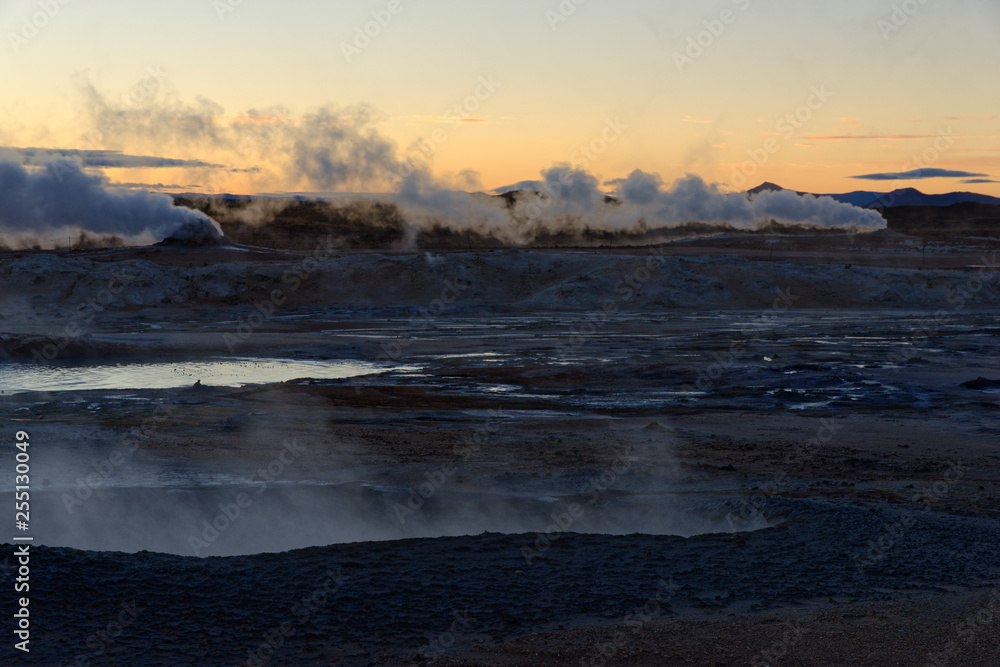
left=1, top=0, right=997, bottom=197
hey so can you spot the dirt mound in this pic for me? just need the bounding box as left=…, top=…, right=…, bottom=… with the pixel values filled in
left=153, top=218, right=227, bottom=247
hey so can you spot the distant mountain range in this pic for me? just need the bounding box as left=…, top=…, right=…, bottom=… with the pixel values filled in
left=747, top=182, right=1000, bottom=208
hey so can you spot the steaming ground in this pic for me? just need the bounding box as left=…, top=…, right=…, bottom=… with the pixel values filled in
left=1, top=235, right=1000, bottom=664
left=0, top=160, right=223, bottom=247
left=0, top=156, right=886, bottom=251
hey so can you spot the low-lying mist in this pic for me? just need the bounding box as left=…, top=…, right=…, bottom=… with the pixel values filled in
left=16, top=482, right=771, bottom=557
left=10, top=410, right=773, bottom=557
left=180, top=178, right=885, bottom=251
left=394, top=168, right=886, bottom=248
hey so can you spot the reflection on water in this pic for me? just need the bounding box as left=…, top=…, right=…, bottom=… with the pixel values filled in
left=0, top=358, right=385, bottom=393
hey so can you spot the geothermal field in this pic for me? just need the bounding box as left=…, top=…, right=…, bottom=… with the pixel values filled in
left=5, top=2, right=1000, bottom=663
left=1, top=200, right=1000, bottom=664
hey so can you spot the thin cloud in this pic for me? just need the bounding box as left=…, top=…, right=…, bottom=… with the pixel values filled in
left=406, top=115, right=491, bottom=125
left=109, top=181, right=201, bottom=190
left=962, top=178, right=999, bottom=184
left=942, top=115, right=997, bottom=121
left=219, top=114, right=329, bottom=125
left=806, top=134, right=938, bottom=141
left=808, top=134, right=1000, bottom=141
left=0, top=147, right=222, bottom=169
left=851, top=168, right=990, bottom=181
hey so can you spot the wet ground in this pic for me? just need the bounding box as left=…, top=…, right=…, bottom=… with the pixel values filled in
left=2, top=249, right=1000, bottom=664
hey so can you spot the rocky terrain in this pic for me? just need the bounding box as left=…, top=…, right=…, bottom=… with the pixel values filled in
left=1, top=234, right=999, bottom=665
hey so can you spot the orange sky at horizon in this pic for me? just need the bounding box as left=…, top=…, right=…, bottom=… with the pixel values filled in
left=1, top=0, right=997, bottom=199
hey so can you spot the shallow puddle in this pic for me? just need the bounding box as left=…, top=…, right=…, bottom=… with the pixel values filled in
left=0, top=357, right=386, bottom=393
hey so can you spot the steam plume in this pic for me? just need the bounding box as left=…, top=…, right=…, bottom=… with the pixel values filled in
left=613, top=169, right=886, bottom=229
left=394, top=166, right=886, bottom=247
left=79, top=77, right=403, bottom=194
left=0, top=160, right=222, bottom=245
left=61, top=81, right=887, bottom=248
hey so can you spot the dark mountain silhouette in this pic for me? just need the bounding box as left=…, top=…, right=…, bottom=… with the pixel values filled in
left=747, top=182, right=792, bottom=195
left=824, top=190, right=886, bottom=207
left=861, top=188, right=1000, bottom=208
left=747, top=183, right=1000, bottom=235
left=878, top=201, right=1000, bottom=235
left=748, top=183, right=1000, bottom=208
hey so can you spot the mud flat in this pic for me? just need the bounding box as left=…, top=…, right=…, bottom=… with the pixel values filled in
left=1, top=238, right=999, bottom=664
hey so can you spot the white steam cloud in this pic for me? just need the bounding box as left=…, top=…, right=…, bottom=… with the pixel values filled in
left=5, top=81, right=884, bottom=249
left=398, top=165, right=886, bottom=246
left=613, top=169, right=887, bottom=229
left=78, top=80, right=885, bottom=233
left=0, top=160, right=222, bottom=245
left=79, top=77, right=401, bottom=194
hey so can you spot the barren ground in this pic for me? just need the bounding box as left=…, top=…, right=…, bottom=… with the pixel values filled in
left=1, top=233, right=999, bottom=665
